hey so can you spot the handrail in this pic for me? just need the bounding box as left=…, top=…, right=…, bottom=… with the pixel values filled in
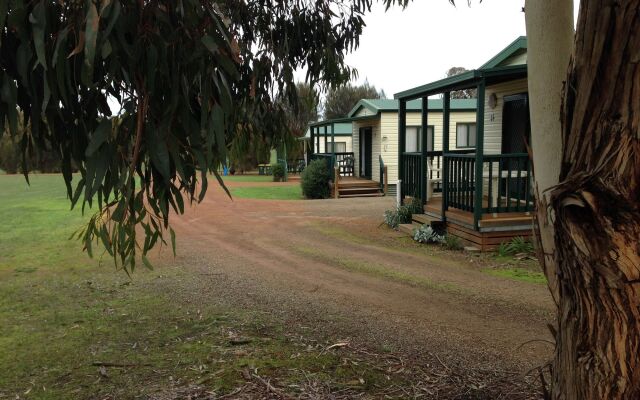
left=379, top=155, right=387, bottom=195
left=444, top=153, right=476, bottom=159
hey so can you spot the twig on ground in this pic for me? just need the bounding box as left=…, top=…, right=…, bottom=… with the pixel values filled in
left=92, top=361, right=153, bottom=368
left=252, top=372, right=292, bottom=399
left=217, top=385, right=247, bottom=399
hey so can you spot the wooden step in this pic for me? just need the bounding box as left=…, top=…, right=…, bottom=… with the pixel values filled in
left=339, top=187, right=381, bottom=194
left=339, top=193, right=384, bottom=198
left=338, top=183, right=380, bottom=189
left=412, top=213, right=441, bottom=225
left=398, top=223, right=418, bottom=235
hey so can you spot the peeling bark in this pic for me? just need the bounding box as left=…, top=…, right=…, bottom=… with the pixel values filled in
left=547, top=0, right=640, bottom=397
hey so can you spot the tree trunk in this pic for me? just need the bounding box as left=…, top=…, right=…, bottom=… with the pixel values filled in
left=525, top=0, right=574, bottom=306
left=531, top=0, right=640, bottom=398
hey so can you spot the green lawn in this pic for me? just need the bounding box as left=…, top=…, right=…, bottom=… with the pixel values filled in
left=0, top=174, right=400, bottom=399
left=221, top=174, right=273, bottom=183
left=483, top=266, right=547, bottom=285
left=230, top=184, right=303, bottom=200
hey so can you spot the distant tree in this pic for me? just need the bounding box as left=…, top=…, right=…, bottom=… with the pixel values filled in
left=282, top=83, right=320, bottom=161
left=324, top=82, right=384, bottom=119
left=284, top=83, right=320, bottom=138
left=445, top=67, right=477, bottom=99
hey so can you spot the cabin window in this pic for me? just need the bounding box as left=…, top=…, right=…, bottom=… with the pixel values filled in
left=405, top=126, right=434, bottom=152
left=327, top=142, right=347, bottom=153
left=456, top=123, right=477, bottom=148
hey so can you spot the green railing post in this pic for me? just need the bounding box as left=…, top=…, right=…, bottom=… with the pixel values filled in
left=331, top=122, right=335, bottom=157
left=398, top=99, right=407, bottom=202
left=442, top=92, right=450, bottom=221
left=420, top=97, right=428, bottom=205
left=324, top=126, right=328, bottom=154
left=473, top=81, right=486, bottom=230
left=310, top=126, right=315, bottom=157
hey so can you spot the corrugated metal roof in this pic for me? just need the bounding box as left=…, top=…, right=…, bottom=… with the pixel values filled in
left=348, top=98, right=477, bottom=118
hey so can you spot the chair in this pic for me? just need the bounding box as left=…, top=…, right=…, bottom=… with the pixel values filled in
left=340, top=156, right=354, bottom=177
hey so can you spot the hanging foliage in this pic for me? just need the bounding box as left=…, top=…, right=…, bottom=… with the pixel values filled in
left=0, top=0, right=411, bottom=272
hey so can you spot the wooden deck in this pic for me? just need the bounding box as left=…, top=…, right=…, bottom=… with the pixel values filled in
left=416, top=196, right=534, bottom=251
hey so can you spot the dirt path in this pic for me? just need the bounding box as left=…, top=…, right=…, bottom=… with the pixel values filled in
left=162, top=180, right=555, bottom=391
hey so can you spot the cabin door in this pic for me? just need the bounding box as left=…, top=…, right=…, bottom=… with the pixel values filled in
left=502, top=93, right=530, bottom=154
left=501, top=93, right=531, bottom=200
left=359, top=127, right=372, bottom=179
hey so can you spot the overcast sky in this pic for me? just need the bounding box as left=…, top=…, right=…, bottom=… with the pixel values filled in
left=301, top=0, right=581, bottom=98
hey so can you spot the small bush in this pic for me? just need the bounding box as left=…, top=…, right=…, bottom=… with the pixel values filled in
left=442, top=235, right=464, bottom=251
left=272, top=162, right=286, bottom=182
left=383, top=209, right=401, bottom=229
left=397, top=205, right=413, bottom=224
left=408, top=196, right=423, bottom=214
left=497, top=236, right=534, bottom=256
left=383, top=205, right=413, bottom=230
left=300, top=159, right=330, bottom=199
left=413, top=225, right=444, bottom=244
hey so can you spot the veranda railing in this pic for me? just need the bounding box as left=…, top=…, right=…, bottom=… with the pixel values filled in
left=443, top=152, right=533, bottom=214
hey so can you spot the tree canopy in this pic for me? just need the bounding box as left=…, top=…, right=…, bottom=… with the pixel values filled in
left=323, top=81, right=385, bottom=119
left=445, top=67, right=476, bottom=99
left=0, top=0, right=408, bottom=271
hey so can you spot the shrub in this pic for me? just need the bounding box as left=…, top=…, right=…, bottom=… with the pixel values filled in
left=442, top=235, right=464, bottom=251
left=272, top=162, right=286, bottom=182
left=300, top=159, right=330, bottom=199
left=408, top=196, right=423, bottom=214
left=497, top=236, right=534, bottom=256
left=397, top=205, right=413, bottom=224
left=0, top=135, right=62, bottom=174
left=383, top=205, right=413, bottom=229
left=413, top=225, right=444, bottom=244
left=0, top=136, right=21, bottom=174
left=383, top=209, right=400, bottom=229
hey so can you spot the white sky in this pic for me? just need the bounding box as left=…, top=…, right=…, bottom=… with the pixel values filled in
left=298, top=0, right=581, bottom=98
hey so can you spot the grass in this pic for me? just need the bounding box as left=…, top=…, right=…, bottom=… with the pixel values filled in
left=230, top=185, right=302, bottom=200
left=0, top=174, right=405, bottom=399
left=309, top=221, right=370, bottom=245
left=295, top=246, right=458, bottom=293
left=220, top=174, right=273, bottom=183
left=483, top=266, right=547, bottom=285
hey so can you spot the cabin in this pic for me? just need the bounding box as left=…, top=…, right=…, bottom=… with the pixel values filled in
left=394, top=36, right=532, bottom=251
left=306, top=100, right=477, bottom=198
left=348, top=98, right=477, bottom=195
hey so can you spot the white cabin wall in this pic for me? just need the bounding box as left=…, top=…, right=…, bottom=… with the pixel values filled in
left=483, top=78, right=529, bottom=154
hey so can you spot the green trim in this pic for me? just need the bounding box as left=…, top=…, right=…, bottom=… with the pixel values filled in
left=442, top=92, right=450, bottom=219
left=455, top=122, right=477, bottom=149
left=473, top=81, right=486, bottom=230
left=394, top=71, right=481, bottom=100
left=347, top=98, right=477, bottom=117
left=395, top=65, right=527, bottom=101
left=398, top=100, right=407, bottom=200
left=479, top=36, right=527, bottom=70
left=420, top=97, right=428, bottom=204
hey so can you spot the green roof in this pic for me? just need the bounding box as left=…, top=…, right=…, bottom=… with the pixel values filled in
left=303, top=121, right=353, bottom=139
left=479, top=36, right=527, bottom=69
left=347, top=98, right=477, bottom=118
left=394, top=37, right=528, bottom=100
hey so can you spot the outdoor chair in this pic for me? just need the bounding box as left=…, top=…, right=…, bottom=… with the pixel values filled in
left=340, top=156, right=355, bottom=177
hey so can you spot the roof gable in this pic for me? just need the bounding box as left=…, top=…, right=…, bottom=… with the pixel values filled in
left=479, top=36, right=527, bottom=69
